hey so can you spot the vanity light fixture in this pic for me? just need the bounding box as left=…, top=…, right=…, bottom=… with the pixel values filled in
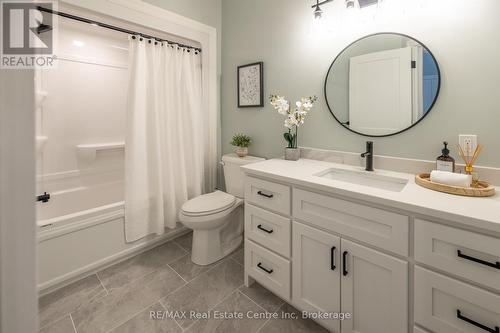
left=311, top=0, right=333, bottom=19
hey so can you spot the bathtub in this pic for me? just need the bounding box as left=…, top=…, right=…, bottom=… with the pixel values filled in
left=37, top=181, right=187, bottom=294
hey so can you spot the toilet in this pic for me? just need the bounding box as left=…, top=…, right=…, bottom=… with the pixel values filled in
left=179, top=153, right=265, bottom=265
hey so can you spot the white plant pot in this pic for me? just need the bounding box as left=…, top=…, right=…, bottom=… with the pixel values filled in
left=235, top=147, right=248, bottom=157
left=284, top=148, right=300, bottom=161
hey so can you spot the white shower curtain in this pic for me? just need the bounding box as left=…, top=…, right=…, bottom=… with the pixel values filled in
left=125, top=37, right=212, bottom=242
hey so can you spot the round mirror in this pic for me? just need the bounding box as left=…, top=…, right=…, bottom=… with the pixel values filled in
left=325, top=33, right=440, bottom=137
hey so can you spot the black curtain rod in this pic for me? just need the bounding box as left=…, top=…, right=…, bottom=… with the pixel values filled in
left=37, top=6, right=202, bottom=52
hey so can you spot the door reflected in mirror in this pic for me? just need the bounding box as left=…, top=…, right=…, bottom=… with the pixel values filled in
left=325, top=33, right=440, bottom=137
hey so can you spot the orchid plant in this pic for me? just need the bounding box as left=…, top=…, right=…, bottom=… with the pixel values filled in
left=270, top=94, right=318, bottom=149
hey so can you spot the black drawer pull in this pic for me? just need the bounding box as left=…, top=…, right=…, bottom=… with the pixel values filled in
left=457, top=250, right=500, bottom=269
left=257, top=224, right=274, bottom=234
left=257, top=191, right=274, bottom=199
left=457, top=310, right=499, bottom=333
left=342, top=251, right=348, bottom=276
left=330, top=246, right=336, bottom=271
left=257, top=262, right=273, bottom=274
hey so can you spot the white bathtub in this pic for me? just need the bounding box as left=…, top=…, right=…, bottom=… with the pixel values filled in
left=37, top=181, right=187, bottom=294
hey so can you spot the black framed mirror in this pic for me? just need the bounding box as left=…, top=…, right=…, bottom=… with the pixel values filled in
left=325, top=33, right=440, bottom=137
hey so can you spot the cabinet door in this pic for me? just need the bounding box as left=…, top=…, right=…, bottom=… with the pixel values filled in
left=341, top=239, right=408, bottom=333
left=292, top=221, right=341, bottom=332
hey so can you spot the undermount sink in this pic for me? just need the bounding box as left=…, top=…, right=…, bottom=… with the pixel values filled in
left=315, top=168, right=408, bottom=192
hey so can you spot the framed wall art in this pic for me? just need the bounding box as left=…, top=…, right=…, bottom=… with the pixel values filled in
left=237, top=62, right=264, bottom=107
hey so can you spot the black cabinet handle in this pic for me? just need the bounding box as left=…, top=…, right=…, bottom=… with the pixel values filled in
left=257, top=191, right=273, bottom=199
left=257, top=224, right=274, bottom=234
left=457, top=310, right=499, bottom=333
left=457, top=250, right=500, bottom=269
left=330, top=246, right=336, bottom=271
left=342, top=251, right=348, bottom=276
left=257, top=262, right=273, bottom=274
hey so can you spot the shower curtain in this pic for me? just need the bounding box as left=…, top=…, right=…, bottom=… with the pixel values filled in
left=125, top=36, right=210, bottom=242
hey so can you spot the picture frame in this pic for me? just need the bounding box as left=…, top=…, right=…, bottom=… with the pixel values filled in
left=237, top=62, right=264, bottom=108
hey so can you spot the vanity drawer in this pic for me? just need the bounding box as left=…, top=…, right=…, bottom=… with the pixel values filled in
left=415, top=219, right=500, bottom=292
left=293, top=188, right=409, bottom=256
left=245, top=203, right=291, bottom=258
left=245, top=239, right=291, bottom=300
left=414, top=266, right=500, bottom=333
left=245, top=177, right=291, bottom=215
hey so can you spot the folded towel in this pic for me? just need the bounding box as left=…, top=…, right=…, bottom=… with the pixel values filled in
left=430, top=170, right=472, bottom=188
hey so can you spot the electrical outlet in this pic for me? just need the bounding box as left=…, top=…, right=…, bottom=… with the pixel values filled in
left=459, top=135, right=477, bottom=156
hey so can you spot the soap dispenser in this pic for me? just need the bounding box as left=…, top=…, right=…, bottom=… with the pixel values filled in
left=436, top=142, right=455, bottom=172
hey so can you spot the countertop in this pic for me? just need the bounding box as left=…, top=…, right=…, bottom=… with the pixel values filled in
left=241, top=158, right=500, bottom=234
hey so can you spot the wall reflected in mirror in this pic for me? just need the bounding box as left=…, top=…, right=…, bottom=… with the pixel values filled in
left=325, top=33, right=440, bottom=137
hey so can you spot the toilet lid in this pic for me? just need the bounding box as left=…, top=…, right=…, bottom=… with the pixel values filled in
left=181, top=191, right=236, bottom=216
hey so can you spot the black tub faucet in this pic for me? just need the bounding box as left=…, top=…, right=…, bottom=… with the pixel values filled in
left=361, top=141, right=374, bottom=171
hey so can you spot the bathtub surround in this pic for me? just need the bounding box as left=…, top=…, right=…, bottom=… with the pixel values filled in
left=125, top=36, right=211, bottom=241
left=221, top=0, right=500, bottom=168
left=34, top=0, right=218, bottom=297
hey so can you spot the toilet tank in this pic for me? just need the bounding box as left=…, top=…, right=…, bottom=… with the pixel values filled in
left=222, top=154, right=265, bottom=198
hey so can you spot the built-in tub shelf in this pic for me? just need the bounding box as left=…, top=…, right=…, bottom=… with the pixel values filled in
left=76, top=142, right=125, bottom=160
left=36, top=136, right=48, bottom=154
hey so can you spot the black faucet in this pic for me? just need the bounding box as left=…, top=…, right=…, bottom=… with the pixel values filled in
left=360, top=141, right=374, bottom=171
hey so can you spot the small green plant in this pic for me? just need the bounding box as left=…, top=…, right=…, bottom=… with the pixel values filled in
left=230, top=133, right=252, bottom=148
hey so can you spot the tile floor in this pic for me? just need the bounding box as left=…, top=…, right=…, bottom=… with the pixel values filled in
left=39, top=232, right=329, bottom=333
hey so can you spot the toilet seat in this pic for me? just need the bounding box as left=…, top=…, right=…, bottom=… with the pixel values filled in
left=181, top=191, right=236, bottom=217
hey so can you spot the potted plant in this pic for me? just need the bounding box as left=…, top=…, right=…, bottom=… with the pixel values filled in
left=270, top=94, right=318, bottom=161
left=231, top=133, right=252, bottom=157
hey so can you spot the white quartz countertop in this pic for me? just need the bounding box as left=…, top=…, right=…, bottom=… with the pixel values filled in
left=241, top=158, right=500, bottom=234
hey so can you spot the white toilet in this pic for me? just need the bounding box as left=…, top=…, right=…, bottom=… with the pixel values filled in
left=179, top=153, right=264, bottom=265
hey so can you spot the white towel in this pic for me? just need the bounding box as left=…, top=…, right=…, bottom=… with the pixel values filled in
left=430, top=170, right=472, bottom=188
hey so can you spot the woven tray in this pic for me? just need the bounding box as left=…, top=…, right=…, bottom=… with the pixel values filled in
left=415, top=173, right=496, bottom=197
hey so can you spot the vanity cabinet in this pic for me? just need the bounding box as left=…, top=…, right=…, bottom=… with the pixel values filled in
left=243, top=172, right=500, bottom=333
left=292, top=221, right=341, bottom=332
left=341, top=239, right=408, bottom=333
left=292, top=221, right=408, bottom=333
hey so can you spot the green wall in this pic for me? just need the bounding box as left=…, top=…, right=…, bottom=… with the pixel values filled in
left=221, top=0, right=500, bottom=167
left=144, top=0, right=222, bottom=72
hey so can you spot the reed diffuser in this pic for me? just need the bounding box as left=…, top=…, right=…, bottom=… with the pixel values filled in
left=457, top=144, right=483, bottom=185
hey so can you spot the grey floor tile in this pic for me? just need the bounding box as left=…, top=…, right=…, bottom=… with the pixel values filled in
left=230, top=247, right=244, bottom=265
left=72, top=265, right=185, bottom=333
left=39, top=315, right=75, bottom=333
left=259, top=303, right=329, bottom=333
left=238, top=282, right=284, bottom=313
left=98, top=240, right=187, bottom=291
left=38, top=274, right=105, bottom=328
left=169, top=254, right=219, bottom=281
left=174, top=231, right=193, bottom=252
left=185, top=291, right=267, bottom=333
left=108, top=302, right=181, bottom=333
left=161, top=259, right=244, bottom=329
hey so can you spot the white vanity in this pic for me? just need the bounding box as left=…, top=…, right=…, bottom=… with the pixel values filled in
left=241, top=158, right=500, bottom=333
